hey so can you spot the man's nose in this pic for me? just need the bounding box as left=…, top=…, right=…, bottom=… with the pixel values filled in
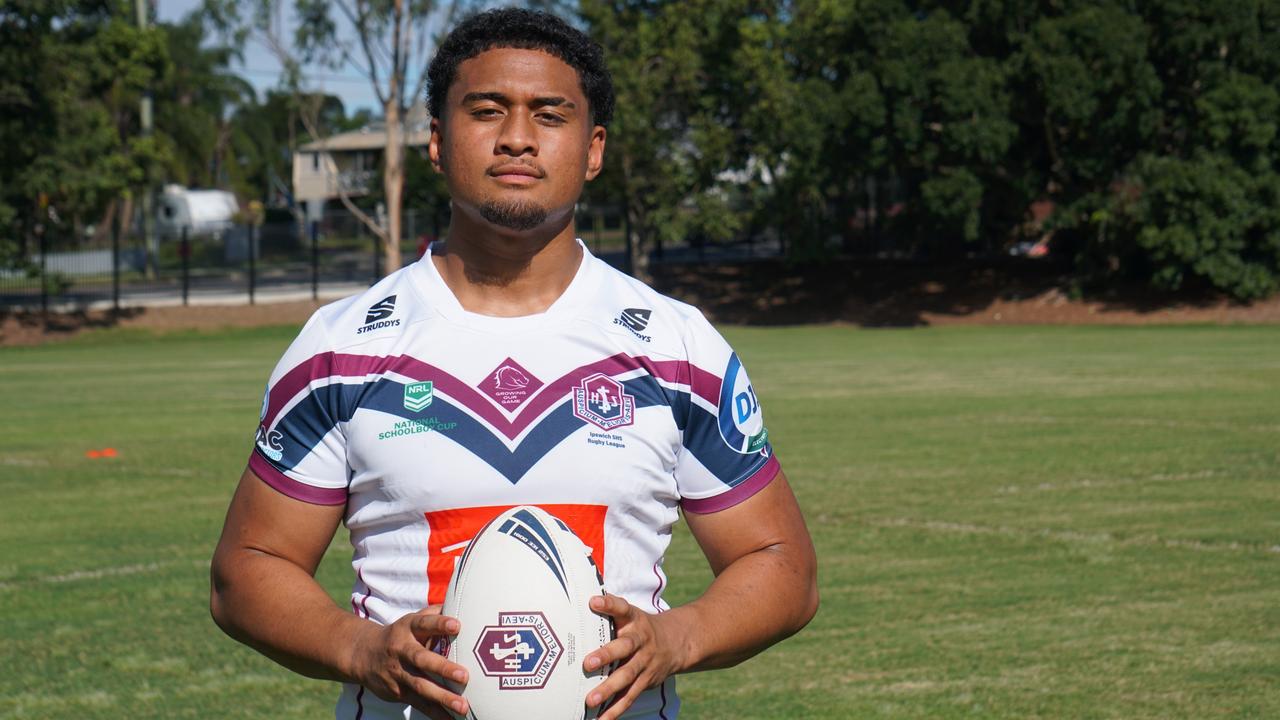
left=496, top=110, right=538, bottom=157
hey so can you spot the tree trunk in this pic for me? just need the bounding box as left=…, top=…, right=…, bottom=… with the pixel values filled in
left=621, top=153, right=650, bottom=283
left=383, top=98, right=404, bottom=274
left=118, top=195, right=135, bottom=246
left=379, top=0, right=407, bottom=275
left=626, top=201, right=650, bottom=284
left=93, top=199, right=118, bottom=246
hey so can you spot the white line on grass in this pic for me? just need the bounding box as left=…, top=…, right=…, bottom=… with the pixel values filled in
left=0, top=559, right=209, bottom=591
left=0, top=456, right=49, bottom=467
left=973, top=413, right=1280, bottom=434
left=996, top=469, right=1221, bottom=494
left=871, top=517, right=1280, bottom=555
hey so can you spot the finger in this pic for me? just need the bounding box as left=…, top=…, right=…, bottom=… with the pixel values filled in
left=583, top=635, right=637, bottom=672
left=408, top=612, right=460, bottom=643
left=586, top=658, right=640, bottom=708
left=397, top=665, right=469, bottom=718
left=405, top=645, right=470, bottom=685
left=599, top=676, right=650, bottom=720
left=589, top=593, right=633, bottom=619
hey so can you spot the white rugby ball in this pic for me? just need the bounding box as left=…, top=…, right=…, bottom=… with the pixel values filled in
left=441, top=506, right=613, bottom=720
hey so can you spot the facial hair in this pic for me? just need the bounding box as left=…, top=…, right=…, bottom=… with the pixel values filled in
left=478, top=199, right=549, bottom=231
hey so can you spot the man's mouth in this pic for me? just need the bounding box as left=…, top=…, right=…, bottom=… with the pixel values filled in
left=488, top=163, right=544, bottom=186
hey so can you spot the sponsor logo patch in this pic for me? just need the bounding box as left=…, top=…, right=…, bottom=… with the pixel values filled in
left=403, top=381, right=433, bottom=412
left=717, top=353, right=769, bottom=454
left=358, top=295, right=401, bottom=334
left=573, top=373, right=635, bottom=431
left=613, top=307, right=652, bottom=342
left=474, top=612, right=562, bottom=689
left=480, top=358, right=543, bottom=409
left=255, top=425, right=284, bottom=462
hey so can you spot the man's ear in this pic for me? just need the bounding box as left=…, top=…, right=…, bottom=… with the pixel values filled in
left=585, top=125, right=606, bottom=181
left=428, top=117, right=444, bottom=173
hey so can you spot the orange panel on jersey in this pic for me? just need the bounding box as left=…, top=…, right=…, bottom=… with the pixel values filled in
left=423, top=504, right=608, bottom=605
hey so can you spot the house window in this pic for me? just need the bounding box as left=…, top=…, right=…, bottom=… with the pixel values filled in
left=312, top=153, right=319, bottom=171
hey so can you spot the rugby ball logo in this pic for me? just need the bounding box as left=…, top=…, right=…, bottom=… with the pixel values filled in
left=442, top=506, right=613, bottom=719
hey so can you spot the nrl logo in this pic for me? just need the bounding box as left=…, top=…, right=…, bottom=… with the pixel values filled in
left=403, top=381, right=433, bottom=412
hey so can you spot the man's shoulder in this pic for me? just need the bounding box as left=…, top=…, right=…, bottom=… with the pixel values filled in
left=302, top=264, right=429, bottom=350
left=586, top=256, right=714, bottom=352
left=588, top=256, right=710, bottom=324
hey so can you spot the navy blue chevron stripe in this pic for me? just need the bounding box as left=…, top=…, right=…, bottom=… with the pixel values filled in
left=270, top=375, right=686, bottom=485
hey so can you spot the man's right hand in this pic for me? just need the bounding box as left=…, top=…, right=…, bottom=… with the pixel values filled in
left=211, top=471, right=473, bottom=719
left=349, top=608, right=471, bottom=719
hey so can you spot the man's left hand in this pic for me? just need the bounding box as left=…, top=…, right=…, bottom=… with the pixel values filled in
left=582, top=593, right=687, bottom=720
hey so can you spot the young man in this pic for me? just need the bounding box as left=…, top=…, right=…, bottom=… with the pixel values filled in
left=210, top=8, right=817, bottom=720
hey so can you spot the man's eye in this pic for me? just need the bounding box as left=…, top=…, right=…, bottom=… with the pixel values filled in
left=472, top=108, right=502, bottom=118
left=537, top=113, right=566, bottom=124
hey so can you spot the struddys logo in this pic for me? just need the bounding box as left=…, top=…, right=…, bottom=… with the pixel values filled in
left=573, top=373, right=635, bottom=431
left=254, top=425, right=284, bottom=462
left=474, top=612, right=562, bottom=690
left=717, top=353, right=769, bottom=454
left=613, top=307, right=652, bottom=342
left=357, top=295, right=400, bottom=334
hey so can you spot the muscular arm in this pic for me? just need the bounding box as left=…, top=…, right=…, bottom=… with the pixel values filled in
left=210, top=467, right=470, bottom=717
left=584, top=469, right=818, bottom=717
left=666, top=469, right=819, bottom=670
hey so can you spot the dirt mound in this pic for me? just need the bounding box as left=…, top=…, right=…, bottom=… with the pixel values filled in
left=0, top=301, right=325, bottom=347
left=653, top=258, right=1280, bottom=327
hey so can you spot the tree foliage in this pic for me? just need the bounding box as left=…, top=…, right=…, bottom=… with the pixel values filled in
left=4, top=1, right=1279, bottom=299
left=202, top=0, right=467, bottom=273
left=585, top=0, right=1280, bottom=298
left=1, top=0, right=170, bottom=259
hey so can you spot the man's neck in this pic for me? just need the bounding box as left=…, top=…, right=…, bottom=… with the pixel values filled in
left=431, top=210, right=583, bottom=318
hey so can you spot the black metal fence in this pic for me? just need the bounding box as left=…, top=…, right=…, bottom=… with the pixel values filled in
left=1, top=204, right=784, bottom=311
left=1, top=209, right=433, bottom=310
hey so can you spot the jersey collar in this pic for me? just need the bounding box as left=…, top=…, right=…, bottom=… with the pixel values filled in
left=411, top=238, right=598, bottom=333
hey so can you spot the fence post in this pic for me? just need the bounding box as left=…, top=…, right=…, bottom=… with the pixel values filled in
left=247, top=223, right=256, bottom=305
left=181, top=226, right=190, bottom=306
left=112, top=209, right=120, bottom=312
left=372, top=230, right=381, bottom=283
left=38, top=226, right=48, bottom=315
left=310, top=220, right=319, bottom=302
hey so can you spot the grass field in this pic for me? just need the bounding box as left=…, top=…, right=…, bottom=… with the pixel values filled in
left=1, top=323, right=1277, bottom=718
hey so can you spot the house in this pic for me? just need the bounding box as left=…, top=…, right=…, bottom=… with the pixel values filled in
left=291, top=102, right=430, bottom=212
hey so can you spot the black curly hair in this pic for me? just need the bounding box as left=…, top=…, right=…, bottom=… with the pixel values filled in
left=426, top=7, right=614, bottom=128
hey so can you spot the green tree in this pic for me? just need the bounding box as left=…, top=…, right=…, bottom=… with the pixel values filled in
left=1, top=1, right=170, bottom=262
left=204, top=0, right=468, bottom=275
left=226, top=89, right=350, bottom=203
left=1047, top=1, right=1280, bottom=298
left=155, top=11, right=256, bottom=193
left=583, top=0, right=789, bottom=280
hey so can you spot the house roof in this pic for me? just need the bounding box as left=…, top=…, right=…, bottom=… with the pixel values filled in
left=299, top=125, right=431, bottom=152
left=299, top=99, right=431, bottom=153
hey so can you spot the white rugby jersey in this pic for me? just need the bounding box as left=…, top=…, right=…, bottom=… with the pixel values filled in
left=249, top=241, right=779, bottom=720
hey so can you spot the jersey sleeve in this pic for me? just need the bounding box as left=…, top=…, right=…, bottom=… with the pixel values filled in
left=674, top=313, right=781, bottom=514
left=247, top=311, right=351, bottom=505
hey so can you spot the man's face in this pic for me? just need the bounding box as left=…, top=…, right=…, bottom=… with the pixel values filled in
left=429, top=47, right=606, bottom=233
